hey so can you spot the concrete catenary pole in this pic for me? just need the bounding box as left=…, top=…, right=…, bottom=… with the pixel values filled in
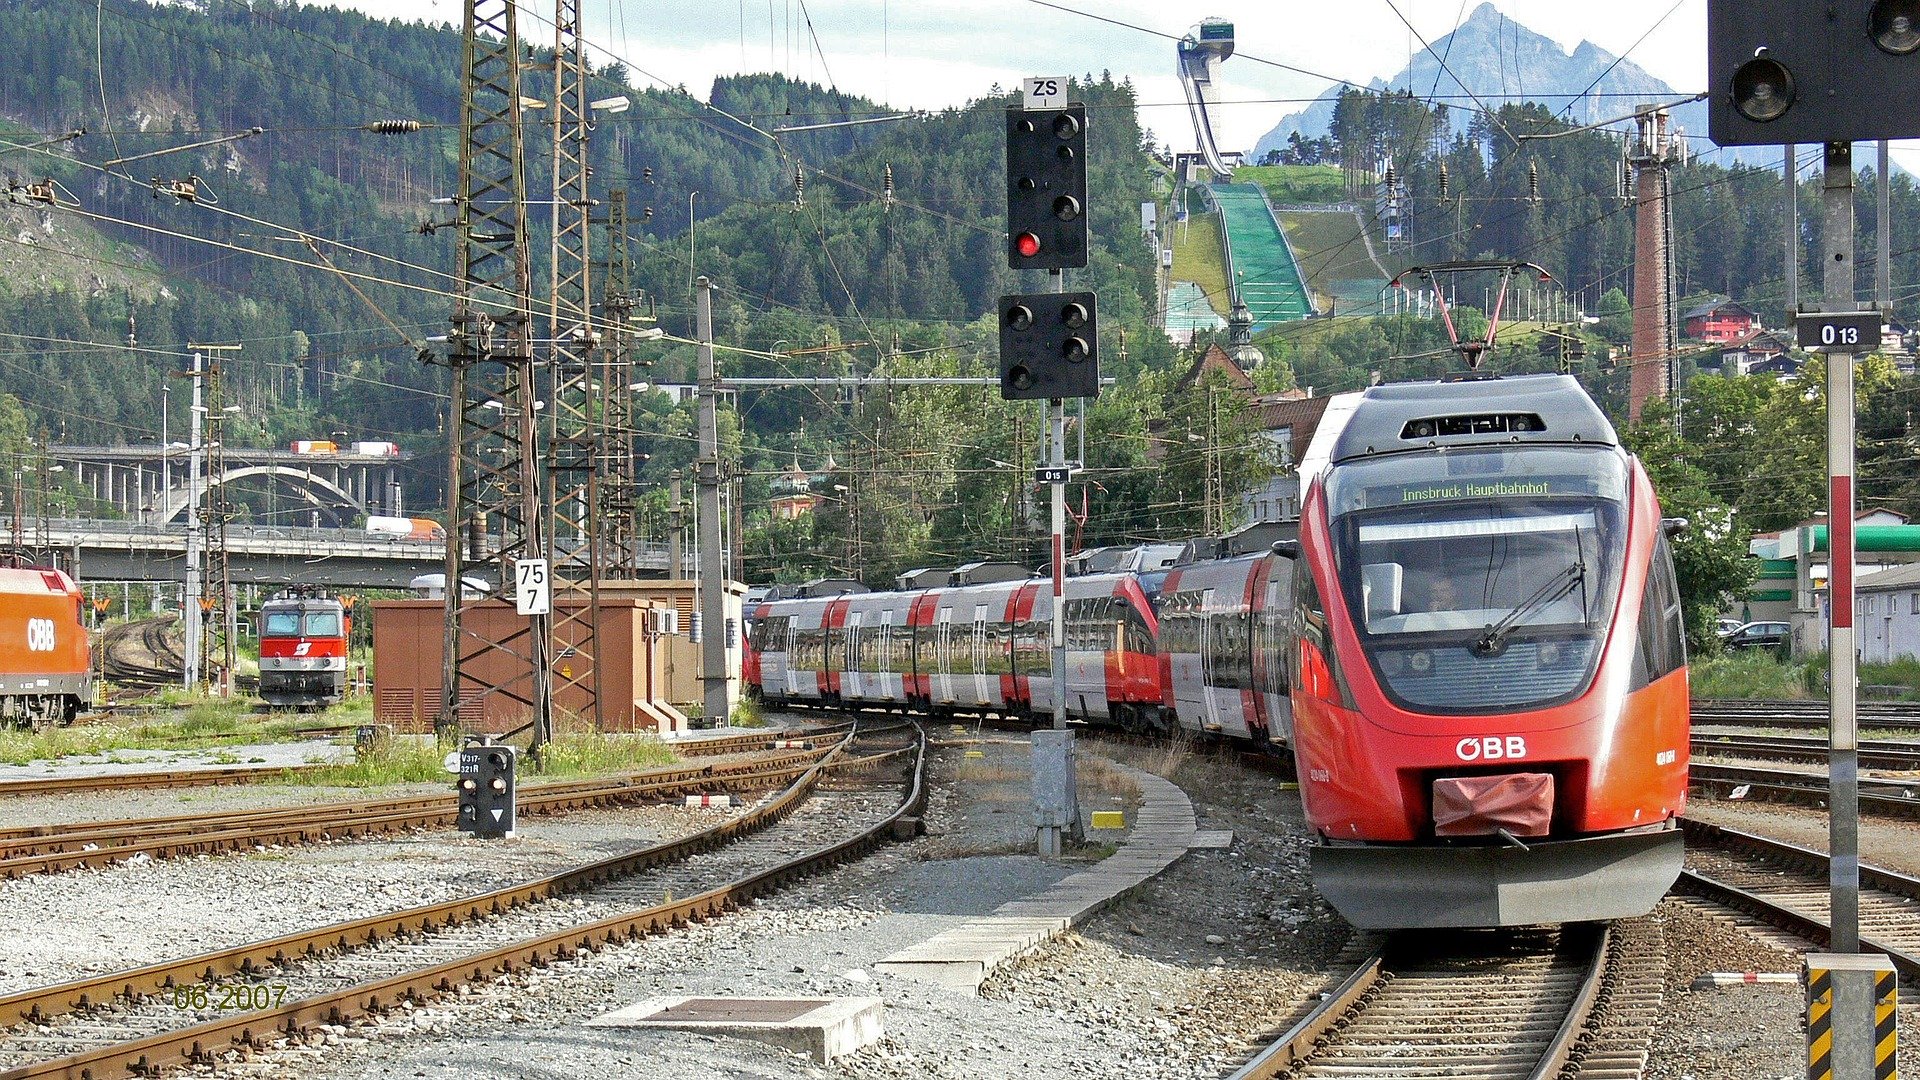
left=695, top=277, right=730, bottom=725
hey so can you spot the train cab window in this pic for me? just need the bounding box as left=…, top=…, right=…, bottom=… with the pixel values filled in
left=305, top=612, right=341, bottom=637
left=1323, top=445, right=1629, bottom=714
left=263, top=611, right=300, bottom=637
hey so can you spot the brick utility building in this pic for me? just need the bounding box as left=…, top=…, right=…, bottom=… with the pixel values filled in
left=372, top=579, right=745, bottom=735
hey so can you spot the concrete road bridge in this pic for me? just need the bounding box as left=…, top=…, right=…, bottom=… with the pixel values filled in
left=50, top=445, right=412, bottom=527
left=24, top=520, right=674, bottom=590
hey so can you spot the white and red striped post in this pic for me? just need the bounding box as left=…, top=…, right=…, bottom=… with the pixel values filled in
left=1821, top=141, right=1860, bottom=955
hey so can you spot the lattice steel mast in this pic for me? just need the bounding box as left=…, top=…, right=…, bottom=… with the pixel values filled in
left=598, top=190, right=642, bottom=576
left=544, top=0, right=604, bottom=729
left=439, top=0, right=551, bottom=747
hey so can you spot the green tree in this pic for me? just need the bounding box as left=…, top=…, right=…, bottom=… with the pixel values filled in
left=1624, top=400, right=1758, bottom=652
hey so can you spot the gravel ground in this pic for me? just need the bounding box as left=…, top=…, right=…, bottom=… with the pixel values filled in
left=12, top=720, right=1913, bottom=1079
left=0, top=739, right=353, bottom=780
left=0, top=803, right=731, bottom=994
left=154, top=731, right=1344, bottom=1080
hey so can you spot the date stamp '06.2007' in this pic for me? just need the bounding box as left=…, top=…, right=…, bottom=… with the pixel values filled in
left=170, top=984, right=290, bottom=1011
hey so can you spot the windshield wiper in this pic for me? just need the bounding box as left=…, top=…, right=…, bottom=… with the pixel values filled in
left=1472, top=558, right=1587, bottom=657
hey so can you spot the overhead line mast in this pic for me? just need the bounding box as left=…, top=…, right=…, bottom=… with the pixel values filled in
left=546, top=0, right=604, bottom=731
left=439, top=0, right=551, bottom=749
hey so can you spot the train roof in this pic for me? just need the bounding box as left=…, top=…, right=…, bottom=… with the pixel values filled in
left=1328, top=374, right=1617, bottom=464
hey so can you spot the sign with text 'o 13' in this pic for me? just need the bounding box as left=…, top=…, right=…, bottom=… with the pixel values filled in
left=514, top=558, right=550, bottom=616
left=1796, top=311, right=1883, bottom=353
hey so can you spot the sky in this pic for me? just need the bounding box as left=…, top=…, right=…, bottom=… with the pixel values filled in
left=326, top=0, right=1920, bottom=170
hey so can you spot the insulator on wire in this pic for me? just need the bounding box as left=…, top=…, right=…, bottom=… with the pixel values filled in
left=1382, top=163, right=1396, bottom=193
left=642, top=166, right=653, bottom=183
left=362, top=119, right=422, bottom=134
left=1527, top=160, right=1540, bottom=203
left=1437, top=162, right=1449, bottom=200
left=642, top=206, right=653, bottom=221
left=793, top=164, right=805, bottom=210
left=882, top=163, right=894, bottom=210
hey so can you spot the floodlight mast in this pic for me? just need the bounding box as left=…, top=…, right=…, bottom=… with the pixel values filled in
left=1390, top=260, right=1556, bottom=369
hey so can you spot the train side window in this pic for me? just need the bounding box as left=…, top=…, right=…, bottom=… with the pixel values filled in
left=264, top=612, right=300, bottom=636
left=1634, top=534, right=1687, bottom=687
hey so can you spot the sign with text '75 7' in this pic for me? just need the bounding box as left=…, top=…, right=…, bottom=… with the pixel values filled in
left=514, top=558, right=550, bottom=616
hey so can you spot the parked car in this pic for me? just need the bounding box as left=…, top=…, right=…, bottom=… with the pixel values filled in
left=1723, top=621, right=1791, bottom=651
left=1715, top=618, right=1745, bottom=637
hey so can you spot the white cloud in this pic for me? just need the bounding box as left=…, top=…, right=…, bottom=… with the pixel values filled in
left=321, top=0, right=1920, bottom=170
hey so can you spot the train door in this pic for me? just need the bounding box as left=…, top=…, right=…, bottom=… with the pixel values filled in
left=934, top=607, right=955, bottom=704
left=1255, top=561, right=1295, bottom=745
left=1203, top=593, right=1253, bottom=739
left=760, top=615, right=790, bottom=700
left=876, top=608, right=896, bottom=701
left=842, top=610, right=864, bottom=700
left=1167, top=588, right=1207, bottom=733
left=1063, top=594, right=1110, bottom=721
left=782, top=616, right=803, bottom=699
left=970, top=604, right=991, bottom=705
left=1027, top=590, right=1055, bottom=717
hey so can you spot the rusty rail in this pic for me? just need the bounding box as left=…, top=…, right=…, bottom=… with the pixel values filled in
left=0, top=722, right=925, bottom=1079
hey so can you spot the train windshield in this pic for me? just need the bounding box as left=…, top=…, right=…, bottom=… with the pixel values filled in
left=262, top=611, right=300, bottom=637
left=305, top=611, right=342, bottom=636
left=1325, top=446, right=1628, bottom=713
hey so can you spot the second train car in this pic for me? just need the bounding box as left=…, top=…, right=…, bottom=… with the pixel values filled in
left=749, top=571, right=1163, bottom=728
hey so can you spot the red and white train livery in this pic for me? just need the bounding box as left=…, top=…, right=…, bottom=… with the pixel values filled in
left=749, top=572, right=1162, bottom=727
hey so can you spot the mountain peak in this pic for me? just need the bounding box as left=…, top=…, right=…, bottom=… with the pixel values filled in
left=1250, top=6, right=1680, bottom=160
left=1462, top=2, right=1507, bottom=29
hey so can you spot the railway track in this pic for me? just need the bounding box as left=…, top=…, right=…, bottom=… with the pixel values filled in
left=1690, top=731, right=1920, bottom=772
left=1689, top=761, right=1920, bottom=819
left=1674, top=818, right=1920, bottom=980
left=95, top=618, right=186, bottom=690
left=1227, top=922, right=1664, bottom=1080
left=0, top=719, right=925, bottom=1080
left=0, top=765, right=320, bottom=799
left=1693, top=699, right=1920, bottom=736
left=0, top=728, right=845, bottom=876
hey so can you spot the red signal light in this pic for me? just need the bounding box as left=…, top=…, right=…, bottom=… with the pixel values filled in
left=1015, top=232, right=1041, bottom=258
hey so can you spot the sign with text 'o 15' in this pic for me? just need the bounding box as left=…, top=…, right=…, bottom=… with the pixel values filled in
left=1022, top=76, right=1069, bottom=110
left=514, top=558, right=550, bottom=616
left=1796, top=311, right=1883, bottom=353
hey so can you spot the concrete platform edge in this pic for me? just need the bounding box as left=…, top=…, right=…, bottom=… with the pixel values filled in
left=874, top=760, right=1199, bottom=994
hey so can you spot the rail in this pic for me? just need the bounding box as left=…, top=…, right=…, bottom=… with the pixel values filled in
left=0, top=720, right=926, bottom=1078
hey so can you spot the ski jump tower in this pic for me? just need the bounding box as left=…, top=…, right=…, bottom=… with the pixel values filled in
left=1177, top=19, right=1236, bottom=179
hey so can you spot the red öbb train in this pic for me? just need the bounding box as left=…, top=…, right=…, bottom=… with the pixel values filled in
left=257, top=592, right=348, bottom=710
left=0, top=565, right=91, bottom=728
left=746, top=374, right=1688, bottom=929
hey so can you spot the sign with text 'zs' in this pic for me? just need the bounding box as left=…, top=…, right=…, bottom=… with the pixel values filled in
left=1022, top=76, right=1069, bottom=110
left=514, top=558, right=550, bottom=616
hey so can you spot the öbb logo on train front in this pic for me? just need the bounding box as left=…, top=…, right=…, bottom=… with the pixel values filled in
left=1455, top=735, right=1528, bottom=761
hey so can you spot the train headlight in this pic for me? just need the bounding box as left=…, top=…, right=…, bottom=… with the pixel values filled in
left=1407, top=651, right=1432, bottom=674
left=1538, top=642, right=1563, bottom=667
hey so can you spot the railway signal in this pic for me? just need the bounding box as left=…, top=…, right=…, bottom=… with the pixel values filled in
left=1708, top=0, right=1920, bottom=145
left=457, top=742, right=517, bottom=838
left=998, top=292, right=1100, bottom=401
left=1005, top=103, right=1089, bottom=270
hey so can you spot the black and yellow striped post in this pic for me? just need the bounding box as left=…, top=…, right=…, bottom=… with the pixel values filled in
left=1810, top=964, right=1833, bottom=1080
left=1875, top=966, right=1898, bottom=1080
left=1806, top=953, right=1897, bottom=1080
